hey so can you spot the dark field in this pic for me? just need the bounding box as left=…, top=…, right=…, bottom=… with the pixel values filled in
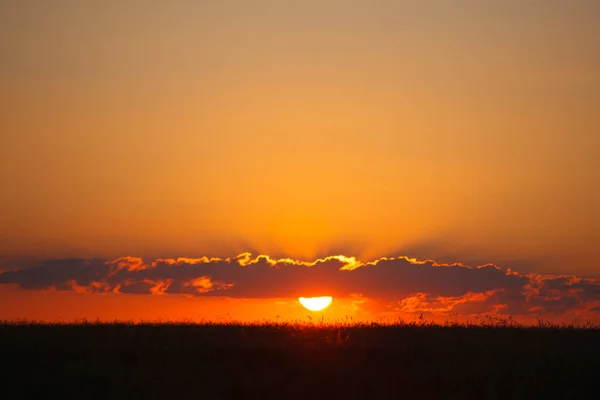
left=2, top=321, right=600, bottom=399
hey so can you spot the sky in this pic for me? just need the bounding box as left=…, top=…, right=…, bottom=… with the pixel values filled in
left=1, top=1, right=599, bottom=323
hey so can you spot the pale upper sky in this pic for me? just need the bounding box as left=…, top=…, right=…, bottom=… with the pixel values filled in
left=1, top=1, right=599, bottom=274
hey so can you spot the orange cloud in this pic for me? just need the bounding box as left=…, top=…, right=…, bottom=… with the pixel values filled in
left=393, top=291, right=497, bottom=314
left=184, top=276, right=234, bottom=294
left=108, top=256, right=148, bottom=276
left=146, top=279, right=173, bottom=295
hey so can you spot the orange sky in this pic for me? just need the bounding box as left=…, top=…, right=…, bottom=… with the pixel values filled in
left=1, top=1, right=599, bottom=323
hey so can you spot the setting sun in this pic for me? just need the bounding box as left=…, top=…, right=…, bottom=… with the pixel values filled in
left=298, top=296, right=333, bottom=312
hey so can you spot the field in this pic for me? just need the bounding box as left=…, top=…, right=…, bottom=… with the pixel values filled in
left=2, top=320, right=600, bottom=399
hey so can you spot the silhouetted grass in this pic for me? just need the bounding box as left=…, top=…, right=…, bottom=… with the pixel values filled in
left=2, top=318, right=600, bottom=399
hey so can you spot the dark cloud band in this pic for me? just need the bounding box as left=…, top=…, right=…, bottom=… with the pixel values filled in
left=1, top=253, right=599, bottom=318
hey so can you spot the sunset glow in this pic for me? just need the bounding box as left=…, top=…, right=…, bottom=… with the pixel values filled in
left=0, top=1, right=599, bottom=325
left=298, top=296, right=333, bottom=312
left=2, top=3, right=599, bottom=398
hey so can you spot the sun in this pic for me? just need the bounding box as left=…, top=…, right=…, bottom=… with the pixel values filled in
left=298, top=296, right=333, bottom=312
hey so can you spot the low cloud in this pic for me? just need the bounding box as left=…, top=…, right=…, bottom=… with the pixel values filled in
left=2, top=253, right=600, bottom=320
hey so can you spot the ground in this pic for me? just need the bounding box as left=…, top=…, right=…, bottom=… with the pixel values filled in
left=2, top=321, right=600, bottom=399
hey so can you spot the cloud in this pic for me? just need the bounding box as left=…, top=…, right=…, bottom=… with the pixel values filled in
left=391, top=290, right=498, bottom=314
left=0, top=258, right=108, bottom=291
left=2, top=252, right=600, bottom=319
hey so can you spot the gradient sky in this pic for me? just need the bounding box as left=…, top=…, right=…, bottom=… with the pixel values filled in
left=1, top=1, right=599, bottom=322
